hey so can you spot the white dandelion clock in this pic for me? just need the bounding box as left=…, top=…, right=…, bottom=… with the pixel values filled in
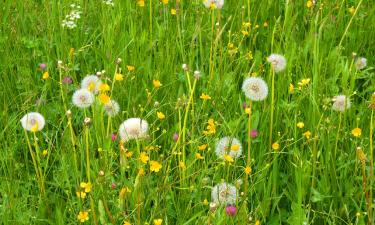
left=242, top=77, right=268, bottom=101
left=81, top=75, right=102, bottom=93
left=72, top=89, right=95, bottom=108
left=119, top=118, right=149, bottom=142
left=203, top=0, right=224, bottom=9
left=355, top=57, right=367, bottom=70
left=332, top=95, right=351, bottom=112
left=215, top=137, right=243, bottom=159
left=104, top=100, right=120, bottom=117
left=20, top=112, right=45, bottom=132
left=211, top=182, right=238, bottom=205
left=267, top=54, right=287, bottom=73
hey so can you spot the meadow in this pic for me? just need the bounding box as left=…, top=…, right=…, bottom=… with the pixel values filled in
left=0, top=0, right=375, bottom=224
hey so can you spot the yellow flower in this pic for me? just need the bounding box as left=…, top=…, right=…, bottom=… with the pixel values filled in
left=162, top=0, right=168, bottom=4
left=99, top=83, right=110, bottom=92
left=99, top=93, right=110, bottom=104
left=289, top=83, right=294, bottom=94
left=127, top=65, right=135, bottom=71
left=30, top=124, right=39, bottom=133
left=42, top=149, right=48, bottom=157
left=139, top=152, right=149, bottom=163
left=241, top=30, right=249, bottom=36
left=303, top=131, right=312, bottom=139
left=348, top=6, right=355, bottom=15
left=297, top=122, right=305, bottom=129
left=242, top=22, right=251, bottom=28
left=137, top=0, right=145, bottom=7
left=198, top=144, right=208, bottom=151
left=200, top=93, right=211, bottom=100
left=126, top=151, right=133, bottom=158
left=157, top=112, right=165, bottom=120
left=171, top=8, right=177, bottom=15
left=76, top=191, right=87, bottom=199
left=298, top=78, right=311, bottom=89
left=80, top=182, right=92, bottom=193
left=42, top=71, right=49, bottom=79
left=203, top=119, right=216, bottom=136
left=88, top=82, right=96, bottom=92
left=272, top=142, right=280, bottom=151
left=230, top=144, right=240, bottom=151
left=153, top=219, right=163, bottom=225
left=153, top=79, right=162, bottom=88
left=150, top=161, right=162, bottom=172
left=77, top=211, right=89, bottom=223
left=115, top=73, right=124, bottom=81
left=224, top=154, right=234, bottom=163
left=306, top=0, right=313, bottom=8
left=263, top=21, right=269, bottom=27
left=179, top=161, right=186, bottom=169
left=123, top=221, right=131, bottom=225
left=138, top=168, right=145, bottom=176
left=203, top=199, right=209, bottom=205
left=244, top=166, right=252, bottom=175
left=195, top=153, right=204, bottom=159
left=255, top=220, right=260, bottom=225
left=245, top=107, right=251, bottom=115
left=352, top=128, right=362, bottom=137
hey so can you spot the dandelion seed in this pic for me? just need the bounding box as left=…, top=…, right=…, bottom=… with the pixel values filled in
left=332, top=95, right=351, bottom=112
left=351, top=128, right=362, bottom=137
left=104, top=100, right=120, bottom=117
left=20, top=112, right=45, bottom=132
left=211, top=182, right=238, bottom=205
left=77, top=211, right=89, bottom=223
left=81, top=75, right=102, bottom=93
left=267, top=54, right=287, bottom=73
left=355, top=57, right=367, bottom=70
left=119, top=118, right=149, bottom=142
left=242, top=77, right=268, bottom=101
left=203, top=0, right=224, bottom=9
left=215, top=137, right=242, bottom=160
left=72, top=89, right=94, bottom=108
left=149, top=161, right=162, bottom=172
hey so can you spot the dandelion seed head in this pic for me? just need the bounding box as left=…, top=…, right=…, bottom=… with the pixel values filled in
left=355, top=57, right=367, bottom=70
left=81, top=75, right=102, bottom=93
left=72, top=89, right=95, bottom=108
left=20, top=112, right=45, bottom=132
left=242, top=77, right=268, bottom=101
left=203, top=0, right=224, bottom=9
left=104, top=100, right=120, bottom=117
left=215, top=137, right=242, bottom=159
left=211, top=182, right=238, bottom=205
left=119, top=118, right=149, bottom=142
left=267, top=53, right=287, bottom=73
left=332, top=95, right=351, bottom=112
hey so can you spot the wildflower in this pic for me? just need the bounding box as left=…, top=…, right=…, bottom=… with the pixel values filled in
left=242, top=30, right=249, bottom=36
left=80, top=182, right=92, bottom=193
left=20, top=112, right=46, bottom=132
left=289, top=83, right=294, bottom=93
left=351, top=128, right=362, bottom=137
left=209, top=202, right=218, bottom=211
left=42, top=71, right=49, bottom=79
left=119, top=118, right=149, bottom=142
left=81, top=75, right=102, bottom=93
left=348, top=6, right=355, bottom=15
left=195, top=153, right=204, bottom=159
left=42, top=149, right=48, bottom=157
left=172, top=133, right=179, bottom=142
left=126, top=151, right=133, bottom=158
left=150, top=161, right=162, bottom=172
left=39, top=63, right=47, bottom=70
left=249, top=129, right=258, bottom=138
left=123, top=221, right=131, bottom=225
left=127, top=65, right=135, bottom=72
left=225, top=205, right=237, bottom=216
left=138, top=168, right=145, bottom=176
left=76, top=191, right=87, bottom=199
left=72, top=89, right=94, bottom=108
left=182, top=63, right=188, bottom=71
left=171, top=8, right=177, bottom=15
left=203, top=199, right=209, bottom=205
left=198, top=144, right=208, bottom=151
left=103, top=0, right=114, bottom=6
left=162, top=0, right=168, bottom=4
left=255, top=220, right=260, bottom=225
left=306, top=0, right=313, bottom=8
left=332, top=95, right=351, bottom=112
left=99, top=93, right=110, bottom=104
left=104, top=100, right=120, bottom=117
left=179, top=161, right=186, bottom=169
left=272, top=142, right=280, bottom=151
left=153, top=79, right=162, bottom=88
left=245, top=107, right=251, bottom=115
left=244, top=166, right=252, bottom=175
left=298, top=78, right=310, bottom=89
left=111, top=182, right=117, bottom=189
left=267, top=54, right=287, bottom=73
left=194, top=70, right=201, bottom=79
left=242, top=77, right=269, bottom=101
left=77, top=211, right=89, bottom=223
left=84, top=117, right=91, bottom=126
left=153, top=219, right=163, bottom=225
left=355, top=57, right=367, bottom=70
left=211, top=182, right=238, bottom=205
left=63, top=76, right=73, bottom=84
left=137, top=0, right=145, bottom=7
left=62, top=4, right=82, bottom=29
left=223, top=154, right=234, bottom=163
left=203, top=119, right=216, bottom=136
left=215, top=137, right=242, bottom=160
left=99, top=83, right=110, bottom=92
left=115, top=73, right=124, bottom=81
left=203, top=0, right=224, bottom=9
left=157, top=112, right=166, bottom=120
left=139, top=152, right=149, bottom=163
left=263, top=21, right=269, bottom=27
left=303, top=131, right=312, bottom=139
left=200, top=93, right=211, bottom=100
left=297, top=122, right=305, bottom=129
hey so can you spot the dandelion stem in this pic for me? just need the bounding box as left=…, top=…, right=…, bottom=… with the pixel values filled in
left=369, top=109, right=374, bottom=225
left=269, top=69, right=275, bottom=148
left=24, top=130, right=43, bottom=196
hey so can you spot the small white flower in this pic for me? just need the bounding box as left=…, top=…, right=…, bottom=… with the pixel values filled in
left=72, top=89, right=95, bottom=108
left=355, top=57, right=367, bottom=70
left=242, top=77, right=268, bottom=101
left=104, top=100, right=120, bottom=117
left=81, top=75, right=102, bottom=93
left=267, top=54, right=287, bottom=73
left=215, top=137, right=242, bottom=159
left=211, top=182, right=238, bottom=205
left=20, top=112, right=45, bottom=132
left=203, top=0, right=224, bottom=9
left=332, top=95, right=351, bottom=112
left=119, top=118, right=149, bottom=142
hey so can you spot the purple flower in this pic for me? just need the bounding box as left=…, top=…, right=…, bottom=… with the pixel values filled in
left=225, top=205, right=237, bottom=216
left=250, top=129, right=258, bottom=138
left=111, top=182, right=117, bottom=189
left=242, top=102, right=248, bottom=109
left=173, top=133, right=179, bottom=142
left=111, top=133, right=117, bottom=141
left=62, top=76, right=73, bottom=84
left=39, top=63, right=47, bottom=70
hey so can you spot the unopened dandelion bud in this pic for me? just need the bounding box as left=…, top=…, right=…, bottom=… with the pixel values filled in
left=154, top=101, right=160, bottom=108
left=356, top=147, right=366, bottom=162
left=194, top=70, right=201, bottom=79
left=352, top=52, right=357, bottom=58
left=96, top=71, right=102, bottom=77
left=209, top=202, right=218, bottom=212
left=84, top=117, right=92, bottom=126
left=116, top=58, right=122, bottom=65
left=182, top=63, right=188, bottom=71
left=57, top=60, right=63, bottom=67
left=98, top=170, right=105, bottom=176
left=66, top=110, right=72, bottom=118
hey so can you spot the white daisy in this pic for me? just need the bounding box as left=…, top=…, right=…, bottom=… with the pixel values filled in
left=20, top=112, right=45, bottom=132
left=355, top=57, right=367, bottom=70
left=215, top=137, right=243, bottom=159
left=119, top=118, right=149, bottom=142
left=267, top=54, right=287, bottom=73
left=81, top=75, right=102, bottom=93
left=203, top=0, right=224, bottom=9
left=242, top=77, right=268, bottom=101
left=211, top=182, right=238, bottom=205
left=72, top=89, right=95, bottom=108
left=332, top=95, right=351, bottom=112
left=104, top=100, right=120, bottom=117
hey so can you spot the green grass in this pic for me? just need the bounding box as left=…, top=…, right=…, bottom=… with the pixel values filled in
left=1, top=0, right=375, bottom=224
